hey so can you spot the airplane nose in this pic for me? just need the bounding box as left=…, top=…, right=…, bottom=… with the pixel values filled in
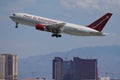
left=9, top=16, right=14, bottom=19
left=9, top=16, right=13, bottom=19
left=10, top=13, right=17, bottom=19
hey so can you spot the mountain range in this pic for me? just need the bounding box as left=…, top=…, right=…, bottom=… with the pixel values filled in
left=18, top=45, right=120, bottom=79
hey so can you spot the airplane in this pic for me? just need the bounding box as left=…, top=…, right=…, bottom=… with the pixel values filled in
left=10, top=13, right=112, bottom=38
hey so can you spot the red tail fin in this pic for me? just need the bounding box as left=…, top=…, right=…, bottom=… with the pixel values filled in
left=87, top=13, right=112, bottom=32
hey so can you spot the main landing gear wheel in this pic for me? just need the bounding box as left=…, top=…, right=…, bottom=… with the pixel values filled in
left=51, top=34, right=62, bottom=38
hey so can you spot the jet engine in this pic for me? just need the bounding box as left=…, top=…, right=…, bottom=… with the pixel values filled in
left=35, top=24, right=45, bottom=31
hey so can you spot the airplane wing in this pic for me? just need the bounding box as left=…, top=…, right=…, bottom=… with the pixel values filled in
left=45, top=23, right=66, bottom=33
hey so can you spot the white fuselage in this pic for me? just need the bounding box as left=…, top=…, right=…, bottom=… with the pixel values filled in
left=10, top=13, right=104, bottom=36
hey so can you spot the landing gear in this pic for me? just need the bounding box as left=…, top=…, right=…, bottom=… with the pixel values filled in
left=51, top=34, right=62, bottom=38
left=15, top=22, right=18, bottom=28
left=51, top=29, right=62, bottom=38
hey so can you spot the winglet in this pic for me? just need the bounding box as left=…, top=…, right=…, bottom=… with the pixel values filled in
left=87, top=13, right=112, bottom=32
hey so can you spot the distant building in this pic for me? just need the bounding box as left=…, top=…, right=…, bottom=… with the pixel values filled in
left=100, top=77, right=110, bottom=80
left=53, top=57, right=63, bottom=80
left=0, top=54, right=18, bottom=80
left=53, top=57, right=98, bottom=80
left=22, top=77, right=46, bottom=80
left=22, top=78, right=34, bottom=80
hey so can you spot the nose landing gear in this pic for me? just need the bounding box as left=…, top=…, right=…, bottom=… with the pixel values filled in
left=15, top=22, right=18, bottom=28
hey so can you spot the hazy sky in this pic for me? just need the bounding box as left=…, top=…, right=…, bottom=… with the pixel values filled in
left=0, top=0, right=120, bottom=58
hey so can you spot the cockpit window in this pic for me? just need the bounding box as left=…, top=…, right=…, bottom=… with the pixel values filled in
left=13, top=14, right=16, bottom=16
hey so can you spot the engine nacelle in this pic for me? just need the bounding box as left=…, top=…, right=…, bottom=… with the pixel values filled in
left=35, top=24, right=45, bottom=31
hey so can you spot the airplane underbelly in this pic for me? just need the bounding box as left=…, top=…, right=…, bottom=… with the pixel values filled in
left=62, top=27, right=84, bottom=36
left=62, top=26, right=103, bottom=36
